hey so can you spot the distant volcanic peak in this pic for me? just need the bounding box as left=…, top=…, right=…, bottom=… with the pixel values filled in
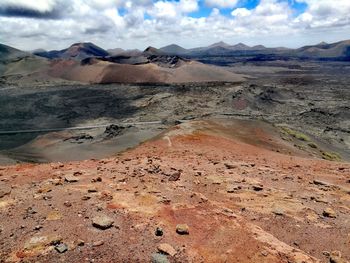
left=232, top=43, right=250, bottom=49
left=252, top=45, right=266, bottom=50
left=159, top=44, right=188, bottom=55
left=209, top=41, right=231, bottom=48
left=143, top=46, right=165, bottom=56
left=66, top=42, right=109, bottom=58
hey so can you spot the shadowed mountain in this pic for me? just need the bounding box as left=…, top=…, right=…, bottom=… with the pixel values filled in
left=142, top=46, right=165, bottom=56
left=296, top=40, right=350, bottom=60
left=0, top=43, right=48, bottom=77
left=34, top=42, right=109, bottom=60
left=0, top=43, right=28, bottom=62
left=159, top=44, right=189, bottom=55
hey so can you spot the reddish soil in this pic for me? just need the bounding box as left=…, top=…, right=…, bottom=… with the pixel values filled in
left=0, top=120, right=349, bottom=263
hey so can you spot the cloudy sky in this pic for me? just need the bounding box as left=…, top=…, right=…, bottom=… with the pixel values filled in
left=1, top=0, right=350, bottom=51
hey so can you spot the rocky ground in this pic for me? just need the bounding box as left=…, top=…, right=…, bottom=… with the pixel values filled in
left=0, top=61, right=349, bottom=262
left=0, top=119, right=349, bottom=263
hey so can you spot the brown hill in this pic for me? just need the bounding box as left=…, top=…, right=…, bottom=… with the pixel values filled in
left=48, top=58, right=245, bottom=84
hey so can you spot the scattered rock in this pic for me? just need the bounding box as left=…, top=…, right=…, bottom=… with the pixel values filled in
left=91, top=177, right=102, bottom=183
left=168, top=171, right=181, bottom=181
left=157, top=243, right=177, bottom=256
left=155, top=227, right=163, bottom=236
left=272, top=207, right=285, bottom=216
left=64, top=175, right=79, bottom=183
left=92, top=240, right=104, bottom=247
left=55, top=243, right=68, bottom=253
left=252, top=184, right=263, bottom=191
left=88, top=188, right=98, bottom=193
left=76, top=239, right=85, bottom=246
left=176, top=224, right=189, bottom=235
left=323, top=208, right=337, bottom=218
left=151, top=253, right=169, bottom=263
left=0, top=184, right=11, bottom=198
left=227, top=185, right=241, bottom=193
left=92, top=215, right=114, bottom=230
left=313, top=179, right=330, bottom=186
left=330, top=251, right=346, bottom=263
left=34, top=225, right=43, bottom=231
left=64, top=201, right=72, bottom=207
left=224, top=163, right=237, bottom=169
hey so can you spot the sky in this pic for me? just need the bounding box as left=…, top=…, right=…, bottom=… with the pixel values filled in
left=0, top=0, right=350, bottom=51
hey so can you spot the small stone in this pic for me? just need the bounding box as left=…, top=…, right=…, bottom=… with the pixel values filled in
left=176, top=224, right=189, bottom=235
left=252, top=185, right=263, bottom=191
left=92, top=240, right=104, bottom=247
left=55, top=243, right=68, bottom=253
left=157, top=243, right=177, bottom=257
left=227, top=185, right=241, bottom=193
left=92, top=215, right=114, bottom=230
left=224, top=163, right=237, bottom=169
left=76, top=239, right=85, bottom=246
left=82, top=195, right=91, bottom=200
left=323, top=208, right=337, bottom=218
left=323, top=251, right=330, bottom=256
left=34, top=225, right=42, bottom=231
left=155, top=227, right=163, bottom=236
left=272, top=207, right=285, bottom=216
left=151, top=253, right=169, bottom=263
left=64, top=175, right=79, bottom=183
left=330, top=251, right=345, bottom=263
left=168, top=171, right=181, bottom=181
left=88, top=188, right=98, bottom=193
left=91, top=177, right=102, bottom=183
left=0, top=184, right=11, bottom=198
left=64, top=201, right=72, bottom=207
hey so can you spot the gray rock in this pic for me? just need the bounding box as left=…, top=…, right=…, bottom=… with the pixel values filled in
left=55, top=243, right=68, bottom=253
left=64, top=175, right=79, bottom=183
left=151, top=253, right=169, bottom=263
left=92, top=215, right=114, bottom=230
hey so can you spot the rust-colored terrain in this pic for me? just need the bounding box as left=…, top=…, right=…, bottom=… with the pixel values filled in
left=1, top=120, right=349, bottom=263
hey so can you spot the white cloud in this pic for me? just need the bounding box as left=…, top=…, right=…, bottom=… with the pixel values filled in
left=231, top=8, right=251, bottom=17
left=0, top=0, right=350, bottom=51
left=205, top=0, right=239, bottom=8
left=0, top=0, right=58, bottom=12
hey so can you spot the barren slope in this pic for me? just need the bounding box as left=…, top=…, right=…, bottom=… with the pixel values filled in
left=0, top=119, right=349, bottom=263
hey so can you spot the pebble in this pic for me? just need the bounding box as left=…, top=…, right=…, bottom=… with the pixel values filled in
left=224, top=163, right=238, bottom=169
left=168, top=171, right=181, bottom=181
left=330, top=251, right=346, bottom=263
left=64, top=175, right=79, bottom=183
left=176, top=224, right=189, bottom=235
left=272, top=207, right=285, bottom=216
left=0, top=185, right=11, bottom=198
left=92, top=215, right=114, bottom=230
left=155, top=227, right=163, bottom=236
left=252, top=184, right=263, bottom=191
left=157, top=243, right=177, bottom=256
left=55, top=243, right=68, bottom=253
left=92, top=240, right=104, bottom=247
left=323, top=208, right=337, bottom=218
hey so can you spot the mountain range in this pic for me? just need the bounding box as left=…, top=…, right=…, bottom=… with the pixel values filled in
left=1, top=39, right=350, bottom=85
left=13, top=39, right=349, bottom=61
